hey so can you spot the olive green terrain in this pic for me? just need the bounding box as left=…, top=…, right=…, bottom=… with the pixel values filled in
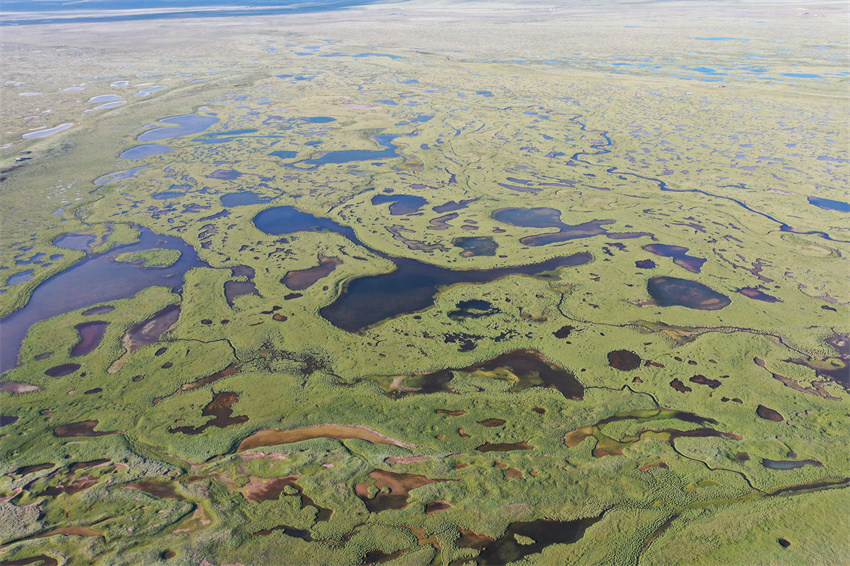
left=0, top=2, right=848, bottom=565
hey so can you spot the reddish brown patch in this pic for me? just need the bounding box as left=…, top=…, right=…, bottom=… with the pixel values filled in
left=458, top=428, right=471, bottom=438
left=756, top=405, right=784, bottom=422
left=457, top=527, right=493, bottom=549
left=478, top=418, right=506, bottom=427
left=355, top=469, right=454, bottom=513
left=476, top=441, right=533, bottom=452
left=436, top=409, right=466, bottom=416
left=670, top=379, right=692, bottom=393
left=690, top=375, right=721, bottom=389
left=637, top=461, right=669, bottom=471
left=505, top=468, right=523, bottom=479
left=53, top=420, right=120, bottom=437
left=425, top=501, right=451, bottom=514
left=126, top=480, right=183, bottom=499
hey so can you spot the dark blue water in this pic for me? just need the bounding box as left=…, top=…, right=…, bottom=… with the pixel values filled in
left=138, top=114, right=219, bottom=142
left=6, top=270, right=34, bottom=286
left=1, top=0, right=389, bottom=25
left=120, top=144, right=173, bottom=159
left=270, top=150, right=298, bottom=159
left=221, top=191, right=275, bottom=207
left=152, top=191, right=186, bottom=200
left=808, top=196, right=850, bottom=212
left=0, top=226, right=206, bottom=374
left=370, top=194, right=428, bottom=215
left=252, top=206, right=592, bottom=332
left=303, top=134, right=400, bottom=166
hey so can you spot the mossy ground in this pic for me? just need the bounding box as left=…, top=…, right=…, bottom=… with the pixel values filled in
left=1, top=2, right=848, bottom=565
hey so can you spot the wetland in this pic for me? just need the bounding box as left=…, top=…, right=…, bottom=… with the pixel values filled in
left=0, top=3, right=847, bottom=565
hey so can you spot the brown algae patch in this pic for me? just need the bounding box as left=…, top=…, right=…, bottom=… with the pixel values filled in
left=647, top=276, right=731, bottom=310
left=237, top=425, right=413, bottom=452
left=70, top=321, right=109, bottom=357
left=170, top=392, right=248, bottom=435
left=53, top=420, right=120, bottom=438
left=355, top=469, right=453, bottom=513
left=476, top=441, right=533, bottom=452
left=108, top=305, right=180, bottom=373
left=282, top=256, right=342, bottom=290
left=382, top=349, right=583, bottom=400
left=608, top=350, right=642, bottom=371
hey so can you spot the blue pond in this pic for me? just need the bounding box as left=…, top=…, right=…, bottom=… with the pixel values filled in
left=152, top=191, right=186, bottom=200
left=220, top=191, right=275, bottom=207
left=270, top=150, right=298, bottom=159
left=303, top=134, right=400, bottom=166
left=371, top=194, right=428, bottom=215
left=6, top=270, right=34, bottom=286
left=0, top=226, right=206, bottom=374
left=138, top=114, right=219, bottom=142
left=808, top=196, right=850, bottom=212
left=781, top=73, right=822, bottom=79
left=253, top=206, right=592, bottom=332
left=89, top=94, right=122, bottom=103
left=305, top=117, right=335, bottom=123
left=120, top=144, right=173, bottom=159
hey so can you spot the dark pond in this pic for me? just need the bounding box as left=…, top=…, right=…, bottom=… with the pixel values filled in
left=448, top=299, right=499, bottom=320
left=644, top=244, right=705, bottom=273
left=371, top=194, right=428, bottom=214
left=762, top=459, right=822, bottom=470
left=93, top=166, right=146, bottom=187
left=0, top=415, right=19, bottom=427
left=382, top=349, right=583, bottom=400
left=224, top=280, right=261, bottom=307
left=71, top=321, right=109, bottom=357
left=6, top=270, right=34, bottom=285
left=270, top=150, right=298, bottom=159
left=493, top=207, right=613, bottom=246
left=608, top=350, right=642, bottom=371
left=476, top=441, right=533, bottom=452
left=123, top=305, right=180, bottom=356
left=54, top=233, right=97, bottom=252
left=44, top=363, right=81, bottom=377
left=0, top=555, right=59, bottom=566
left=119, top=144, right=173, bottom=159
left=738, top=287, right=781, bottom=302
left=635, top=259, right=656, bottom=269
left=303, top=134, right=400, bottom=166
left=138, top=114, right=219, bottom=142
left=647, top=276, right=731, bottom=310
left=808, top=196, right=850, bottom=212
left=0, top=226, right=203, bottom=374
left=756, top=405, right=784, bottom=421
left=152, top=191, right=185, bottom=200
left=254, top=206, right=592, bottom=331
left=468, top=514, right=603, bottom=566
left=170, top=391, right=248, bottom=434
left=433, top=198, right=477, bottom=213
left=355, top=469, right=447, bottom=513
left=53, top=420, right=119, bottom=437
left=454, top=236, right=498, bottom=257
left=82, top=305, right=114, bottom=315
left=322, top=252, right=590, bottom=331
left=220, top=191, right=275, bottom=207
left=282, top=256, right=342, bottom=290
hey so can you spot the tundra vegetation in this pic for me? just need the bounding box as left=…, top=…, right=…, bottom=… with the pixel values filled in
left=0, top=1, right=848, bottom=565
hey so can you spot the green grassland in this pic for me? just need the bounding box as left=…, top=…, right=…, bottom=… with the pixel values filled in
left=1, top=3, right=848, bottom=565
